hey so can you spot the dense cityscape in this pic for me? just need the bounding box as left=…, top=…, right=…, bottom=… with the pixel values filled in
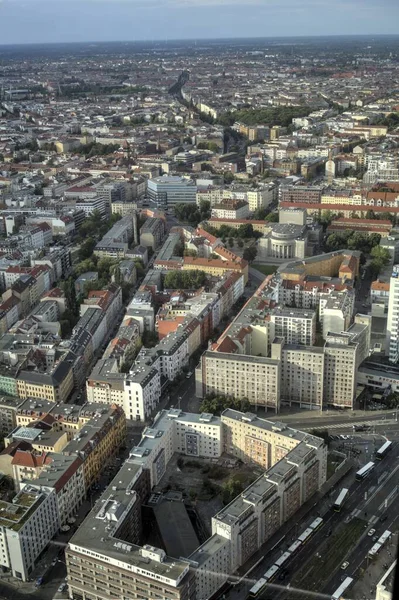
left=0, top=33, right=399, bottom=600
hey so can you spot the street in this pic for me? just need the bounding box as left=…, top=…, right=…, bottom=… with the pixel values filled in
left=224, top=442, right=399, bottom=600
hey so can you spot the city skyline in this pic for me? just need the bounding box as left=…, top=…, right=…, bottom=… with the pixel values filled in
left=0, top=0, right=399, bottom=45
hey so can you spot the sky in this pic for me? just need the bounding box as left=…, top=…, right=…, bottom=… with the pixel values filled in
left=0, top=0, right=398, bottom=45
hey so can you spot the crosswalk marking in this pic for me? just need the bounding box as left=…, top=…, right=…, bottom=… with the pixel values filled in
left=304, top=419, right=394, bottom=432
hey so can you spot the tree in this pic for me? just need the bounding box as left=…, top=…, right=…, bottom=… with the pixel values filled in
left=183, top=249, right=198, bottom=257
left=237, top=238, right=244, bottom=248
left=223, top=172, right=235, bottom=184
left=75, top=257, right=98, bottom=277
left=222, top=477, right=244, bottom=505
left=264, top=212, right=279, bottom=223
left=164, top=269, right=207, bottom=289
left=243, top=246, right=258, bottom=263
left=78, top=237, right=96, bottom=261
left=368, top=245, right=391, bottom=277
left=62, top=277, right=79, bottom=317
left=228, top=237, right=234, bottom=248
left=113, top=265, right=123, bottom=285
left=237, top=223, right=254, bottom=239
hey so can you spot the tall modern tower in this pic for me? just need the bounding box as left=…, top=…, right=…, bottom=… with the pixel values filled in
left=386, top=265, right=399, bottom=363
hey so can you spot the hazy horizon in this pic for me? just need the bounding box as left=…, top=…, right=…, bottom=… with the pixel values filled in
left=0, top=0, right=398, bottom=46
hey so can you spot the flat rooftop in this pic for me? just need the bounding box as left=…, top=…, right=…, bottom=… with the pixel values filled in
left=153, top=500, right=199, bottom=559
left=69, top=460, right=190, bottom=582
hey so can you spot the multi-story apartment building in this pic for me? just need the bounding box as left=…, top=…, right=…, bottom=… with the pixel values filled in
left=196, top=186, right=224, bottom=207
left=0, top=396, right=20, bottom=436
left=320, top=289, right=355, bottom=339
left=324, top=318, right=371, bottom=408
left=0, top=485, right=59, bottom=581
left=16, top=359, right=74, bottom=403
left=139, top=216, right=166, bottom=250
left=198, top=351, right=281, bottom=411
left=271, top=339, right=325, bottom=410
left=20, top=454, right=85, bottom=526
left=212, top=410, right=326, bottom=571
left=211, top=200, right=250, bottom=220
left=62, top=405, right=126, bottom=490
left=269, top=307, right=316, bottom=346
left=386, top=265, right=399, bottom=363
left=86, top=357, right=161, bottom=422
left=128, top=409, right=222, bottom=487
left=65, top=408, right=327, bottom=600
left=279, top=185, right=323, bottom=204
left=66, top=462, right=195, bottom=600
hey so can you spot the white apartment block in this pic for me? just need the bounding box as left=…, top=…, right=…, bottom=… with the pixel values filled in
left=125, top=366, right=161, bottom=422
left=86, top=358, right=161, bottom=423
left=196, top=188, right=223, bottom=207
left=198, top=351, right=281, bottom=411
left=129, top=409, right=222, bottom=487
left=212, top=411, right=326, bottom=571
left=76, top=196, right=108, bottom=218
left=247, top=185, right=276, bottom=212
left=271, top=339, right=324, bottom=410
left=211, top=203, right=249, bottom=219
left=387, top=265, right=399, bottom=363
left=22, top=455, right=86, bottom=526
left=188, top=535, right=231, bottom=600
left=269, top=308, right=316, bottom=346
left=0, top=485, right=59, bottom=581
left=324, top=319, right=370, bottom=408
left=320, top=290, right=354, bottom=339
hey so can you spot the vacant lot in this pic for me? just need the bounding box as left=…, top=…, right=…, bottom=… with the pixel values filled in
left=154, top=454, right=263, bottom=534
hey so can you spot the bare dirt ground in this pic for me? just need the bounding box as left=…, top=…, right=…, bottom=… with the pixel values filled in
left=154, top=453, right=263, bottom=535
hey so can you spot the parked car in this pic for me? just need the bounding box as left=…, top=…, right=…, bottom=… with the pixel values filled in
left=341, top=562, right=349, bottom=570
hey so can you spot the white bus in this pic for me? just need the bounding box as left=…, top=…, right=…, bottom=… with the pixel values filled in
left=333, top=488, right=349, bottom=512
left=298, top=527, right=313, bottom=544
left=331, top=576, right=353, bottom=600
left=368, top=531, right=391, bottom=558
left=274, top=551, right=292, bottom=569
left=248, top=578, right=267, bottom=598
left=310, top=517, right=323, bottom=531
left=355, top=461, right=375, bottom=481
left=287, top=540, right=302, bottom=554
left=376, top=440, right=392, bottom=460
left=264, top=565, right=279, bottom=582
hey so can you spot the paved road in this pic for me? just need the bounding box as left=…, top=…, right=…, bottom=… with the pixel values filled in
left=224, top=444, right=399, bottom=600
left=252, top=448, right=399, bottom=600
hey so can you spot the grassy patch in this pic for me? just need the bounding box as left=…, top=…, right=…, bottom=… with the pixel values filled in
left=252, top=264, right=278, bottom=276
left=293, top=518, right=365, bottom=592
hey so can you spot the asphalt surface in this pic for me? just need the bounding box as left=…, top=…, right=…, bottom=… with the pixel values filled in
left=231, top=444, right=399, bottom=600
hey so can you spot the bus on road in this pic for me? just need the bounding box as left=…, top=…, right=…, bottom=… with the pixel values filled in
left=248, top=578, right=267, bottom=598
left=368, top=530, right=392, bottom=558
left=355, top=461, right=375, bottom=481
left=331, top=577, right=353, bottom=599
left=376, top=440, right=392, bottom=460
left=333, top=488, right=349, bottom=511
